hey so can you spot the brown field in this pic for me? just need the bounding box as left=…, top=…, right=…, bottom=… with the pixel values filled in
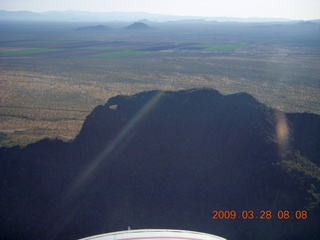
left=1, top=22, right=319, bottom=146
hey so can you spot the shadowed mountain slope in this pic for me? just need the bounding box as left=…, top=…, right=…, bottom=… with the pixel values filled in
left=0, top=89, right=319, bottom=240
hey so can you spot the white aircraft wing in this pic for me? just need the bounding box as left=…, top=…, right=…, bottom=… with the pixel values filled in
left=79, top=229, right=226, bottom=240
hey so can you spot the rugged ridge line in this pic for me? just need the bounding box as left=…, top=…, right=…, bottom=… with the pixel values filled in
left=0, top=88, right=319, bottom=240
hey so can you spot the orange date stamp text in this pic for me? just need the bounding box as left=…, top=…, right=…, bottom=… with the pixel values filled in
left=212, top=210, right=308, bottom=220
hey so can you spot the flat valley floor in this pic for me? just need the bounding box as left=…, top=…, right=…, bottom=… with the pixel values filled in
left=0, top=21, right=319, bottom=146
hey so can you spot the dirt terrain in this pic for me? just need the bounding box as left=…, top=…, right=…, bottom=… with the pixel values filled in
left=1, top=21, right=319, bottom=146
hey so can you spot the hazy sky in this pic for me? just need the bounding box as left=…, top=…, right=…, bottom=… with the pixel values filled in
left=1, top=0, right=319, bottom=20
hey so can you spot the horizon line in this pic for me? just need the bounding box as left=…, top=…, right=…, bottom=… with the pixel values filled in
left=1, top=9, right=319, bottom=22
left=0, top=9, right=309, bottom=22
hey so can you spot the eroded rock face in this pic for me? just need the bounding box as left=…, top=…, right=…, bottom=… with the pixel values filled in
left=1, top=88, right=319, bottom=240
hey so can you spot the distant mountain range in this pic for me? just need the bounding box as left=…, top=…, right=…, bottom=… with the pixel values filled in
left=0, top=10, right=307, bottom=23
left=74, top=22, right=153, bottom=32
left=1, top=88, right=319, bottom=240
left=75, top=24, right=111, bottom=31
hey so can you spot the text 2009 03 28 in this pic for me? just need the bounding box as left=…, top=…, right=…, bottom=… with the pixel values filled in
left=212, top=210, right=308, bottom=220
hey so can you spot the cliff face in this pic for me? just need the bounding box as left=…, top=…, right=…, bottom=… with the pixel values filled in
left=1, top=89, right=319, bottom=240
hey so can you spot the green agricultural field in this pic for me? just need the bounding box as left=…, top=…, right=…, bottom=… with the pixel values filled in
left=95, top=50, right=146, bottom=58
left=204, top=44, right=246, bottom=51
left=82, top=46, right=110, bottom=51
left=1, top=48, right=61, bottom=55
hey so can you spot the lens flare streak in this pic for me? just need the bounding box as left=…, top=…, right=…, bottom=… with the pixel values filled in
left=69, top=91, right=164, bottom=197
left=275, top=111, right=289, bottom=154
